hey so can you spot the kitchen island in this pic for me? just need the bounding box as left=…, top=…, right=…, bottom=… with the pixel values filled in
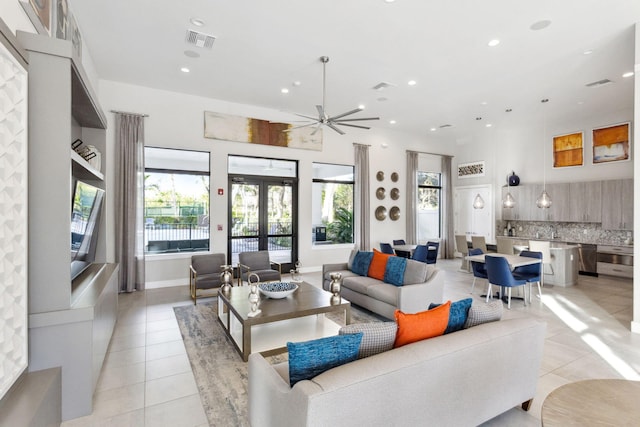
left=508, top=239, right=579, bottom=287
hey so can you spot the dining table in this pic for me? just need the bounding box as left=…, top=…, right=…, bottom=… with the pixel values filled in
left=465, top=253, right=541, bottom=269
left=393, top=243, right=437, bottom=255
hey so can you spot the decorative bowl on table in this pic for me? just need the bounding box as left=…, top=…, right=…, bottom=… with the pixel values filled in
left=258, top=282, right=299, bottom=299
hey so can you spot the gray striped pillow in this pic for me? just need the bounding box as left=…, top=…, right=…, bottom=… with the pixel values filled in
left=339, top=322, right=398, bottom=358
left=463, top=300, right=503, bottom=328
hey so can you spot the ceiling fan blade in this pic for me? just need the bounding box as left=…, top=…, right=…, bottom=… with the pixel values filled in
left=282, top=122, right=318, bottom=132
left=294, top=112, right=320, bottom=121
left=329, top=108, right=364, bottom=121
left=334, top=122, right=372, bottom=130
left=310, top=124, right=322, bottom=135
left=333, top=117, right=380, bottom=122
left=326, top=122, right=346, bottom=135
left=316, top=105, right=325, bottom=118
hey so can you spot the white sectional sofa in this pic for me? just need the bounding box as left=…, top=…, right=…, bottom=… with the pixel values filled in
left=248, top=317, right=546, bottom=427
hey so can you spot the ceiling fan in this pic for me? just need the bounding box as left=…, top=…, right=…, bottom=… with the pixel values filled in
left=287, top=56, right=379, bottom=135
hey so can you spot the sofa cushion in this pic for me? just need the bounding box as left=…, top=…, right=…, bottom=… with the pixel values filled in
left=464, top=300, right=503, bottom=328
left=393, top=301, right=450, bottom=348
left=429, top=298, right=473, bottom=334
left=339, top=322, right=397, bottom=358
left=384, top=256, right=407, bottom=286
left=368, top=249, right=393, bottom=280
left=402, top=259, right=429, bottom=284
left=367, top=283, right=399, bottom=307
left=351, top=251, right=374, bottom=276
left=287, top=333, right=363, bottom=386
left=342, top=275, right=382, bottom=295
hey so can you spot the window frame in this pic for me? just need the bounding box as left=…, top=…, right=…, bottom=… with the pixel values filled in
left=417, top=171, right=443, bottom=239
left=312, top=162, right=355, bottom=246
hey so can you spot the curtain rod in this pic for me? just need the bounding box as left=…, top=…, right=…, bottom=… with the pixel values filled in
left=110, top=110, right=149, bottom=117
left=406, top=149, right=452, bottom=158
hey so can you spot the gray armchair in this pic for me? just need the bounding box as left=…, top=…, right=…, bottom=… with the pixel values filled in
left=237, top=251, right=281, bottom=285
left=189, top=253, right=226, bottom=304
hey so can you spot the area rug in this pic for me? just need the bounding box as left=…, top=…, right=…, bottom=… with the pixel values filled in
left=174, top=299, right=386, bottom=427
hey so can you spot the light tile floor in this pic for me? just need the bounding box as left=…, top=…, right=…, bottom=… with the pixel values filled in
left=62, top=258, right=640, bottom=426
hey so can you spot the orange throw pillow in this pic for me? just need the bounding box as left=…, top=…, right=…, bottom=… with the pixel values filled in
left=393, top=301, right=451, bottom=348
left=368, top=248, right=392, bottom=280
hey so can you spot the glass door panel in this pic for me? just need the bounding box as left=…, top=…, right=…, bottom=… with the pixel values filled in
left=267, top=184, right=293, bottom=265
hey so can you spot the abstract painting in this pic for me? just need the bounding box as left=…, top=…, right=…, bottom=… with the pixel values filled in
left=592, top=122, right=630, bottom=164
left=553, top=131, right=583, bottom=167
left=204, top=111, right=322, bottom=151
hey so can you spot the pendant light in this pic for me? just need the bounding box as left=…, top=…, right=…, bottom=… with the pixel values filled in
left=473, top=192, right=485, bottom=209
left=503, top=172, right=516, bottom=208
left=536, top=98, right=552, bottom=209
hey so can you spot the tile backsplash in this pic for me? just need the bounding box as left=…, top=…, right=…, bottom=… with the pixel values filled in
left=496, top=220, right=632, bottom=246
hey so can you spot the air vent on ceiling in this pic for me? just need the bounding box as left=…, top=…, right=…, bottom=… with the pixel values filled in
left=585, top=79, right=613, bottom=88
left=185, top=29, right=216, bottom=49
left=372, top=82, right=396, bottom=91
left=439, top=124, right=453, bottom=128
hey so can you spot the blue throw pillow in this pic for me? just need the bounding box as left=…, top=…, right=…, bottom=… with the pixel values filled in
left=384, top=256, right=407, bottom=286
left=287, top=333, right=363, bottom=386
left=351, top=251, right=374, bottom=276
left=429, top=298, right=473, bottom=334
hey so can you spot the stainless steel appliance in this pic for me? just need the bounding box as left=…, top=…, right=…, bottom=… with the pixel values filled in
left=567, top=242, right=598, bottom=276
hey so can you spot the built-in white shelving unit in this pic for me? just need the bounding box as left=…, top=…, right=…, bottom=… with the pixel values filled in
left=17, top=30, right=118, bottom=421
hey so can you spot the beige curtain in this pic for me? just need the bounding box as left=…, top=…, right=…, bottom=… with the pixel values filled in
left=354, top=143, right=370, bottom=251
left=115, top=113, right=146, bottom=292
left=405, top=151, right=418, bottom=245
left=441, top=156, right=454, bottom=259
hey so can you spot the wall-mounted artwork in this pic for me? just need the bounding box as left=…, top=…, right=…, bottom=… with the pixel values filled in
left=20, top=0, right=52, bottom=35
left=457, top=161, right=485, bottom=178
left=592, top=122, right=630, bottom=164
left=204, top=111, right=322, bottom=151
left=553, top=131, right=583, bottom=167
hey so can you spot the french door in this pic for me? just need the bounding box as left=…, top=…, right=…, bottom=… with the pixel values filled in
left=228, top=176, right=297, bottom=272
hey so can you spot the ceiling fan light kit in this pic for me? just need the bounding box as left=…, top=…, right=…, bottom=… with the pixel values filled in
left=287, top=56, right=380, bottom=135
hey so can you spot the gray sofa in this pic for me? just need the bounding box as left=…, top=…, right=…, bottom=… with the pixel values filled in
left=248, top=317, right=546, bottom=427
left=322, top=252, right=444, bottom=319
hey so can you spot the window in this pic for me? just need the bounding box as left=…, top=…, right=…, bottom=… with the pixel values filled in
left=417, top=171, right=441, bottom=241
left=312, top=163, right=354, bottom=245
left=144, top=147, right=210, bottom=254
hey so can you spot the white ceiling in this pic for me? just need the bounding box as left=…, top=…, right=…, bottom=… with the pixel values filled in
left=71, top=0, right=640, bottom=141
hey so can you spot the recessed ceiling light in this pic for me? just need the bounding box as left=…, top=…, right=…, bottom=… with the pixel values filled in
left=623, top=72, right=635, bottom=78
left=293, top=81, right=301, bottom=86
left=583, top=50, right=594, bottom=55
left=281, top=88, right=289, bottom=94
left=530, top=20, right=551, bottom=31
left=407, top=80, right=417, bottom=86
left=184, top=50, right=200, bottom=58
left=358, top=104, right=366, bottom=110
left=480, top=101, right=487, bottom=105
left=430, top=127, right=437, bottom=132
left=180, top=67, right=190, bottom=73
left=488, top=39, right=500, bottom=47
left=389, top=120, right=397, bottom=124
left=384, top=0, right=396, bottom=3
left=486, top=124, right=492, bottom=128
left=190, top=18, right=205, bottom=27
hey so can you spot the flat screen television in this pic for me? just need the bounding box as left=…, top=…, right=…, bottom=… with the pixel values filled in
left=71, top=180, right=105, bottom=280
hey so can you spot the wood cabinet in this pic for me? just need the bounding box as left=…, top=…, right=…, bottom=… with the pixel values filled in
left=601, top=179, right=633, bottom=230
left=569, top=181, right=602, bottom=222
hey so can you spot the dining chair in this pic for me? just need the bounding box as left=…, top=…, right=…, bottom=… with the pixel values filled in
left=455, top=234, right=470, bottom=271
left=528, top=240, right=553, bottom=286
left=380, top=242, right=395, bottom=255
left=468, top=248, right=488, bottom=295
left=512, top=250, right=543, bottom=302
left=496, top=236, right=515, bottom=255
left=411, top=244, right=428, bottom=263
left=471, top=235, right=488, bottom=252
left=392, top=239, right=410, bottom=258
left=426, top=241, right=439, bottom=264
left=484, top=255, right=528, bottom=309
